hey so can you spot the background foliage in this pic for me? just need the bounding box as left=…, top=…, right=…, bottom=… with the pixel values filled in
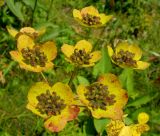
left=0, top=0, right=160, bottom=135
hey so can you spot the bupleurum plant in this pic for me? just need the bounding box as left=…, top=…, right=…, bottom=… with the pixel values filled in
left=2, top=1, right=153, bottom=135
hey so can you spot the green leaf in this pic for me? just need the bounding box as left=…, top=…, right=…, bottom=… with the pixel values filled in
left=22, top=0, right=35, bottom=9
left=94, top=118, right=110, bottom=134
left=127, top=93, right=158, bottom=108
left=93, top=46, right=112, bottom=78
left=119, top=68, right=136, bottom=98
left=83, top=118, right=97, bottom=136
left=77, top=76, right=90, bottom=86
left=6, top=0, right=25, bottom=22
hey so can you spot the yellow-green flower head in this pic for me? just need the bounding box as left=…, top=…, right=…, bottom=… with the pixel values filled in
left=106, top=120, right=126, bottom=136
left=77, top=73, right=128, bottom=119
left=106, top=112, right=150, bottom=136
left=107, top=42, right=150, bottom=70
left=61, top=40, right=101, bottom=67
left=73, top=6, right=113, bottom=27
left=10, top=40, right=57, bottom=72
left=27, top=82, right=80, bottom=132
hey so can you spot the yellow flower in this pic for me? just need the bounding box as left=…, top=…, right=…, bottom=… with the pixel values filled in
left=10, top=40, right=57, bottom=72
left=7, top=26, right=46, bottom=39
left=107, top=42, right=150, bottom=70
left=27, top=82, right=80, bottom=132
left=106, top=112, right=150, bottom=136
left=77, top=73, right=128, bottom=119
left=61, top=40, right=101, bottom=67
left=73, top=6, right=113, bottom=27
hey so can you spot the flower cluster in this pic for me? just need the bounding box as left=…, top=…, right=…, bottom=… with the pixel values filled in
left=7, top=5, right=150, bottom=134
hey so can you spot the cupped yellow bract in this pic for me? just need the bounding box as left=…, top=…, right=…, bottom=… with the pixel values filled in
left=61, top=40, right=101, bottom=67
left=27, top=82, right=80, bottom=132
left=7, top=26, right=46, bottom=39
left=77, top=73, right=128, bottom=119
left=106, top=112, right=150, bottom=136
left=73, top=6, right=113, bottom=27
left=10, top=39, right=57, bottom=72
left=107, top=42, right=150, bottom=70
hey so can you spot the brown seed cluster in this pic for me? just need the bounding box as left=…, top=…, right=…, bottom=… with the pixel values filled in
left=70, top=49, right=92, bottom=65
left=82, top=13, right=101, bottom=26
left=36, top=90, right=66, bottom=116
left=85, top=83, right=116, bottom=110
left=112, top=49, right=137, bottom=67
left=21, top=46, right=48, bottom=67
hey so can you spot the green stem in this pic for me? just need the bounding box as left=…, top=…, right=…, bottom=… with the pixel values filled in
left=68, top=67, right=78, bottom=86
left=46, top=0, right=53, bottom=21
left=31, top=0, right=38, bottom=25
left=3, top=61, right=16, bottom=76
left=93, top=27, right=106, bottom=50
left=40, top=72, right=48, bottom=83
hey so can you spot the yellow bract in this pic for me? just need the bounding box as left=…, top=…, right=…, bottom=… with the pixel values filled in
left=73, top=6, right=113, bottom=27
left=107, top=42, right=150, bottom=70
left=61, top=40, right=101, bottom=67
left=77, top=73, right=128, bottom=119
left=27, top=82, right=80, bottom=132
left=7, top=26, right=46, bottom=39
left=106, top=112, right=150, bottom=136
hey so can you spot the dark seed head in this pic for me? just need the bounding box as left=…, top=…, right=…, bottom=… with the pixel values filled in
left=112, top=49, right=137, bottom=67
left=21, top=46, right=48, bottom=67
left=85, top=83, right=116, bottom=110
left=36, top=90, right=66, bottom=116
left=70, top=49, right=91, bottom=66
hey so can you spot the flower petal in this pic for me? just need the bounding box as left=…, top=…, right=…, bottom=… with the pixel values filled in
left=107, top=46, right=114, bottom=58
left=44, top=114, right=68, bottom=132
left=98, top=73, right=122, bottom=89
left=40, top=41, right=57, bottom=61
left=7, top=26, right=18, bottom=37
left=81, top=6, right=99, bottom=16
left=61, top=44, right=74, bottom=58
left=116, top=42, right=142, bottom=60
left=42, top=62, right=54, bottom=71
left=73, top=9, right=82, bottom=20
left=90, top=105, right=124, bottom=119
left=19, top=63, right=43, bottom=72
left=67, top=105, right=80, bottom=121
left=20, top=27, right=38, bottom=34
left=81, top=63, right=95, bottom=67
left=135, top=61, right=150, bottom=70
left=51, top=82, right=74, bottom=104
left=10, top=51, right=23, bottom=63
left=77, top=85, right=90, bottom=106
left=27, top=82, right=51, bottom=118
left=17, top=35, right=35, bottom=51
left=119, top=126, right=132, bottom=136
left=75, top=40, right=92, bottom=53
left=99, top=14, right=113, bottom=25
left=89, top=51, right=101, bottom=63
